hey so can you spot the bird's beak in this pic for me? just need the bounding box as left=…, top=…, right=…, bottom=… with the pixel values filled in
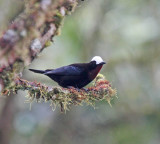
left=99, top=62, right=106, bottom=65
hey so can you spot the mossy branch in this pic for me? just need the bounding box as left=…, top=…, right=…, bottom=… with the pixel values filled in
left=2, top=73, right=117, bottom=112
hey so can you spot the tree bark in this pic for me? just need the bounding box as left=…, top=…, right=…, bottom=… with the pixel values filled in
left=0, top=95, right=15, bottom=144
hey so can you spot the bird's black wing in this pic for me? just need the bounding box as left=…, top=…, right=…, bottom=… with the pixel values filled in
left=44, top=65, right=85, bottom=76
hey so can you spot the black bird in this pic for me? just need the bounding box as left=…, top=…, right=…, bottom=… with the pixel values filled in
left=29, top=56, right=106, bottom=89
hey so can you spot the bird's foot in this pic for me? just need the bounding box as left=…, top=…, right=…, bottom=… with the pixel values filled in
left=67, top=86, right=80, bottom=92
left=81, top=87, right=88, bottom=92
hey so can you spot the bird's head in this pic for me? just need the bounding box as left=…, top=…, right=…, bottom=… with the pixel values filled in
left=88, top=56, right=106, bottom=70
left=91, top=56, right=106, bottom=65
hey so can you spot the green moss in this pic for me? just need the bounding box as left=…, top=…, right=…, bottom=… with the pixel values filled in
left=14, top=74, right=116, bottom=112
left=53, top=11, right=64, bottom=28
left=65, top=1, right=78, bottom=15
left=45, top=40, right=52, bottom=47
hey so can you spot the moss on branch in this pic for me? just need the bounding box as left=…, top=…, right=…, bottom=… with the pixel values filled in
left=1, top=73, right=117, bottom=112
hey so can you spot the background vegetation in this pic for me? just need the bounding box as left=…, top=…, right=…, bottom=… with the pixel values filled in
left=0, top=0, right=160, bottom=144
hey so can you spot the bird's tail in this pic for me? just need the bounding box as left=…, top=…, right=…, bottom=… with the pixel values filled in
left=29, top=69, right=45, bottom=74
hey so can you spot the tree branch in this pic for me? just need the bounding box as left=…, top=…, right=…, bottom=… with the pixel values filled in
left=2, top=74, right=117, bottom=112
left=0, top=0, right=79, bottom=90
left=0, top=0, right=117, bottom=112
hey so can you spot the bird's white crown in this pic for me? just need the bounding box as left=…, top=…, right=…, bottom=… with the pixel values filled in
left=91, top=56, right=104, bottom=64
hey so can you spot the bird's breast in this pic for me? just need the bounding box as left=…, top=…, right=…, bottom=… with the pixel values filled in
left=88, top=65, right=103, bottom=80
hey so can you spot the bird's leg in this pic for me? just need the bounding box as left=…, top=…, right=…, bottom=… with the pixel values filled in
left=66, top=86, right=74, bottom=89
left=81, top=87, right=88, bottom=92
left=75, top=85, right=81, bottom=92
left=75, top=88, right=80, bottom=92
left=66, top=86, right=80, bottom=92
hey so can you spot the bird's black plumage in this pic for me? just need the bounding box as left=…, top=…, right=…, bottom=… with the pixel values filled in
left=29, top=57, right=105, bottom=89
